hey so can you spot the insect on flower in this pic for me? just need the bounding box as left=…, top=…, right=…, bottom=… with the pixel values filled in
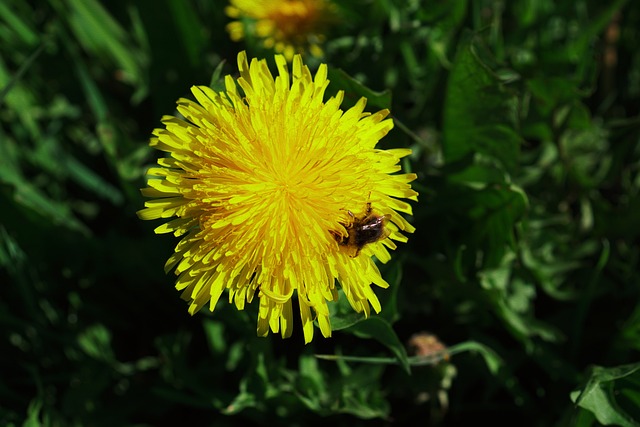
left=332, top=203, right=391, bottom=258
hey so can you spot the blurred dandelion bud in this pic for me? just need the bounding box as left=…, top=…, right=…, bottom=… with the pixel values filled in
left=225, top=0, right=336, bottom=60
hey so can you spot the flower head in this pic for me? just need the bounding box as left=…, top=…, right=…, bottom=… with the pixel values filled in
left=226, top=0, right=334, bottom=60
left=138, top=51, right=417, bottom=343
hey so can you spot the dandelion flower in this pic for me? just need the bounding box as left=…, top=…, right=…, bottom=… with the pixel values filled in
left=138, top=51, right=418, bottom=343
left=226, top=0, right=334, bottom=60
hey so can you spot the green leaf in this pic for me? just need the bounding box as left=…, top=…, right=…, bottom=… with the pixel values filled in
left=327, top=68, right=392, bottom=110
left=291, top=352, right=390, bottom=419
left=22, top=399, right=43, bottom=427
left=348, top=317, right=411, bottom=374
left=0, top=55, right=40, bottom=138
left=10, top=183, right=90, bottom=235
left=0, top=43, right=44, bottom=108
left=0, top=225, right=25, bottom=272
left=77, top=324, right=114, bottom=363
left=560, top=121, right=611, bottom=189
left=0, top=2, right=39, bottom=46
left=328, top=289, right=367, bottom=331
left=469, top=184, right=528, bottom=268
left=294, top=353, right=328, bottom=412
left=62, top=151, right=123, bottom=205
left=571, top=363, right=640, bottom=427
left=202, top=318, right=226, bottom=355
left=58, top=0, right=148, bottom=96
left=329, top=289, right=409, bottom=373
left=377, top=262, right=402, bottom=324
left=446, top=153, right=511, bottom=186
left=166, top=0, right=205, bottom=68
left=209, top=59, right=227, bottom=93
left=447, top=341, right=504, bottom=375
left=480, top=251, right=562, bottom=344
left=442, top=32, right=521, bottom=173
left=567, top=0, right=629, bottom=64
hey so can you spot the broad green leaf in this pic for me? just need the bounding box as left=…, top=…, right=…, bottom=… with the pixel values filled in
left=329, top=291, right=410, bottom=373
left=330, top=292, right=412, bottom=374
left=294, top=353, right=329, bottom=412
left=442, top=32, right=521, bottom=173
left=348, top=317, right=411, bottom=374
left=293, top=353, right=389, bottom=419
left=328, top=289, right=366, bottom=331
left=446, top=153, right=511, bottom=186
left=526, top=76, right=583, bottom=117
left=571, top=363, right=640, bottom=427
left=469, top=184, right=528, bottom=268
left=480, top=252, right=562, bottom=344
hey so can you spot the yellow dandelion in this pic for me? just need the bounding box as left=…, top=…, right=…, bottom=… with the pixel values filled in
left=138, top=51, right=418, bottom=343
left=225, top=0, right=333, bottom=60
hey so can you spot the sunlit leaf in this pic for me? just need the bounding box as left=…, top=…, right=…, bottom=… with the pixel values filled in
left=571, top=363, right=640, bottom=427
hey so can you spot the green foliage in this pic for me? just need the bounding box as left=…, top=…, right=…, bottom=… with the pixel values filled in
left=2, top=0, right=640, bottom=426
left=571, top=363, right=640, bottom=426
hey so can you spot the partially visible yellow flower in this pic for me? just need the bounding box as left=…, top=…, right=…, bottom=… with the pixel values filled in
left=226, top=0, right=334, bottom=60
left=138, top=51, right=417, bottom=343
